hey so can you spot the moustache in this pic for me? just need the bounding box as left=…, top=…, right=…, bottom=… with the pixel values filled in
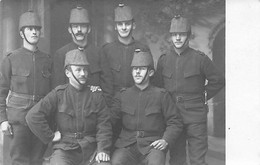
left=75, top=32, right=84, bottom=36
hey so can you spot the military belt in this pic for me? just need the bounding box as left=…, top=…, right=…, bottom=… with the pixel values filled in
left=10, top=91, right=44, bottom=102
left=123, top=130, right=161, bottom=138
left=62, top=132, right=93, bottom=139
left=171, top=93, right=203, bottom=103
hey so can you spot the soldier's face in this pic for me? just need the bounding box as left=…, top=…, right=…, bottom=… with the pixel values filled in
left=22, top=26, right=41, bottom=44
left=171, top=32, right=189, bottom=49
left=68, top=65, right=89, bottom=85
left=115, top=21, right=135, bottom=38
left=132, top=66, right=149, bottom=85
left=69, top=24, right=90, bottom=41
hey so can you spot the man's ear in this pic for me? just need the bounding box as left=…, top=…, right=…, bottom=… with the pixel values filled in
left=65, top=68, right=71, bottom=78
left=148, top=69, right=154, bottom=77
left=19, top=30, right=24, bottom=39
left=68, top=26, right=72, bottom=34
left=132, top=22, right=136, bottom=30
left=87, top=26, right=91, bottom=34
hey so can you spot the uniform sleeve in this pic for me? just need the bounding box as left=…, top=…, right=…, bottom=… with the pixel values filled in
left=202, top=55, right=225, bottom=99
left=26, top=89, right=58, bottom=144
left=95, top=94, right=112, bottom=154
left=161, top=91, right=183, bottom=146
left=99, top=47, right=113, bottom=107
left=0, top=57, right=11, bottom=123
left=151, top=55, right=164, bottom=88
left=51, top=50, right=66, bottom=89
left=110, top=91, right=122, bottom=126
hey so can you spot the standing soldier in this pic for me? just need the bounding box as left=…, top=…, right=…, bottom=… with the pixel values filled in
left=100, top=3, right=151, bottom=96
left=153, top=15, right=225, bottom=165
left=26, top=49, right=112, bottom=165
left=52, top=6, right=112, bottom=104
left=111, top=50, right=183, bottom=165
left=0, top=11, right=52, bottom=165
left=100, top=3, right=151, bottom=144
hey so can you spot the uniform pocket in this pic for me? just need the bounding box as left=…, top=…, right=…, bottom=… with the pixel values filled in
left=184, top=70, right=200, bottom=78
left=111, top=62, right=121, bottom=72
left=145, top=107, right=161, bottom=116
left=7, top=94, right=30, bottom=110
left=58, top=104, right=75, bottom=117
left=84, top=109, right=98, bottom=117
left=42, top=65, right=51, bottom=78
left=12, top=68, right=30, bottom=83
left=184, top=97, right=205, bottom=111
left=122, top=105, right=135, bottom=115
left=162, top=68, right=172, bottom=78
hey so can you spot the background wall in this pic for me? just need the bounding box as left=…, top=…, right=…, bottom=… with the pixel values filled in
left=0, top=0, right=225, bottom=164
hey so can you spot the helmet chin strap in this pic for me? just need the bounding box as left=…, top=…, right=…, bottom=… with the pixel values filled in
left=70, top=25, right=86, bottom=42
left=136, top=68, right=149, bottom=85
left=173, top=32, right=190, bottom=50
left=71, top=70, right=84, bottom=86
left=22, top=30, right=37, bottom=46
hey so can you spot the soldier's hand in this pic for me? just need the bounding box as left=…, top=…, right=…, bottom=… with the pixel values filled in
left=52, top=131, right=61, bottom=142
left=89, top=86, right=102, bottom=92
left=0, top=121, right=13, bottom=136
left=95, top=152, right=110, bottom=163
left=150, top=139, right=168, bottom=150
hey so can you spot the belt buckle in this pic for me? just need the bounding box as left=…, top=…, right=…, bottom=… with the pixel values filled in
left=176, top=96, right=183, bottom=103
left=74, top=132, right=83, bottom=139
left=136, top=131, right=144, bottom=138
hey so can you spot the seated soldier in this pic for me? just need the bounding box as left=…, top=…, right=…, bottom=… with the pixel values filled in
left=26, top=49, right=112, bottom=165
left=110, top=49, right=183, bottom=165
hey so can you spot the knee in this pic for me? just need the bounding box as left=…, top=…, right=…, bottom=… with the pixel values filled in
left=111, top=155, right=124, bottom=165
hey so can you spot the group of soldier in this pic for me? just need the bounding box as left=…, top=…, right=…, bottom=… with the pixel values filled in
left=0, top=3, right=225, bottom=165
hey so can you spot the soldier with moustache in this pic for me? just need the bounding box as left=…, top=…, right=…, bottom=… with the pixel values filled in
left=26, top=49, right=112, bottom=165
left=110, top=50, right=183, bottom=165
left=52, top=6, right=112, bottom=104
left=0, top=11, right=52, bottom=165
left=153, top=15, right=225, bottom=165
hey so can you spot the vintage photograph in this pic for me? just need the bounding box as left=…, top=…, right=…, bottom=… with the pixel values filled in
left=0, top=0, right=227, bottom=164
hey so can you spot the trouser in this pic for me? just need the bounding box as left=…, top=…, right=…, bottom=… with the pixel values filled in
left=50, top=148, right=111, bottom=165
left=112, top=143, right=166, bottom=165
left=9, top=123, right=47, bottom=165
left=169, top=122, right=208, bottom=165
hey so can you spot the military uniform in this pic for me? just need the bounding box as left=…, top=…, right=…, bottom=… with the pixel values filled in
left=52, top=42, right=110, bottom=89
left=110, top=50, right=182, bottom=165
left=100, top=40, right=150, bottom=94
left=52, top=6, right=113, bottom=106
left=111, top=85, right=182, bottom=165
left=0, top=10, right=51, bottom=165
left=0, top=47, right=52, bottom=164
left=26, top=49, right=112, bottom=165
left=26, top=83, right=112, bottom=165
left=153, top=47, right=225, bottom=165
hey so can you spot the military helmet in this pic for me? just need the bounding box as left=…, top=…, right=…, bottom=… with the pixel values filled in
left=19, top=11, right=41, bottom=30
left=114, top=3, right=133, bottom=22
left=69, top=6, right=90, bottom=24
left=131, top=49, right=154, bottom=69
left=170, top=15, right=191, bottom=33
left=64, top=49, right=89, bottom=68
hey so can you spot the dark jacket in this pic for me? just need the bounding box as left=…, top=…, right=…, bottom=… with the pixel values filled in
left=52, top=42, right=113, bottom=104
left=26, top=84, right=112, bottom=158
left=0, top=47, right=52, bottom=125
left=100, top=39, right=150, bottom=95
left=153, top=47, right=225, bottom=123
left=111, top=85, right=183, bottom=155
